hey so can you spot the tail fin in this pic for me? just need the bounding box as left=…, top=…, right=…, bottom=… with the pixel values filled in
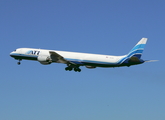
left=127, top=38, right=148, bottom=59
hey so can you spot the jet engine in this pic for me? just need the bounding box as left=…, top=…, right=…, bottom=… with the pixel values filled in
left=37, top=55, right=52, bottom=65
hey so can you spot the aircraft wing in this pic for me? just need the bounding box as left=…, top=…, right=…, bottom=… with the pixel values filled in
left=49, top=51, right=80, bottom=65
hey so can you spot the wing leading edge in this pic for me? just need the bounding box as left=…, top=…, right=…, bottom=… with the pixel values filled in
left=49, top=51, right=82, bottom=66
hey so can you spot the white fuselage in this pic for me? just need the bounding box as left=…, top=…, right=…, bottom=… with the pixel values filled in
left=10, top=48, right=128, bottom=67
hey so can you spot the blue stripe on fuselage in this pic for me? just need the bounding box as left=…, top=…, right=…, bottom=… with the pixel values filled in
left=65, top=58, right=117, bottom=65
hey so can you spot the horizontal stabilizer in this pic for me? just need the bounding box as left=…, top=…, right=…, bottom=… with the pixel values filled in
left=128, top=56, right=141, bottom=63
left=144, top=60, right=159, bottom=62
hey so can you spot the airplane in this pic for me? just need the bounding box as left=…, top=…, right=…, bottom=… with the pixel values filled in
left=10, top=38, right=154, bottom=72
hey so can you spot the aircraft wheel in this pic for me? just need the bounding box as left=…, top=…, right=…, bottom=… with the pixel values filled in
left=74, top=68, right=77, bottom=72
left=65, top=67, right=69, bottom=71
left=65, top=67, right=73, bottom=71
left=17, top=59, right=22, bottom=65
left=69, top=68, right=72, bottom=71
left=78, top=69, right=81, bottom=72
left=65, top=67, right=68, bottom=71
left=17, top=61, right=21, bottom=65
left=74, top=68, right=81, bottom=72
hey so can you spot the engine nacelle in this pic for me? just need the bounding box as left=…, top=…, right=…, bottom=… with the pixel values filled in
left=37, top=55, right=52, bottom=65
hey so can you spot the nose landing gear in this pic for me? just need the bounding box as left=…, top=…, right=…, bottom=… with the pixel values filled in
left=17, top=59, right=22, bottom=65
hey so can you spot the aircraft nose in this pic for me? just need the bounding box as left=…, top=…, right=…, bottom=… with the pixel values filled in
left=10, top=52, right=14, bottom=57
left=10, top=52, right=12, bottom=56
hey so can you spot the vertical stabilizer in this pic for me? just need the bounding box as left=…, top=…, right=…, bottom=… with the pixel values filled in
left=127, top=38, right=148, bottom=59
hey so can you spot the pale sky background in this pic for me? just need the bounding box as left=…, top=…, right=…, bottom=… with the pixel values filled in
left=0, top=0, right=165, bottom=120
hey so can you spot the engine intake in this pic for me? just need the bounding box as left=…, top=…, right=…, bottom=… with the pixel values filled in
left=37, top=55, right=52, bottom=65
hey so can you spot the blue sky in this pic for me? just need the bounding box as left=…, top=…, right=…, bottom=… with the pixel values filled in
left=0, top=0, right=165, bottom=120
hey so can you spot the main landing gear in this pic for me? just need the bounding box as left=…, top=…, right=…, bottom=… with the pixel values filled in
left=65, top=66, right=81, bottom=72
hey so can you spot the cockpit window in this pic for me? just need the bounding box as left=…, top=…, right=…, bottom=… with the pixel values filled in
left=14, top=49, right=16, bottom=51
